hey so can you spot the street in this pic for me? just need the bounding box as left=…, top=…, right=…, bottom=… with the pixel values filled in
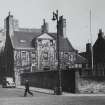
left=0, top=87, right=105, bottom=105
left=0, top=86, right=49, bottom=98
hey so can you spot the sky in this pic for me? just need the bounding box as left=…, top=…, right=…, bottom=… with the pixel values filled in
left=0, top=0, right=105, bottom=52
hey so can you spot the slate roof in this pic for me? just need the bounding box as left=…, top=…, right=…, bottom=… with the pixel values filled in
left=59, top=37, right=75, bottom=52
left=11, top=31, right=40, bottom=49
left=11, top=31, right=75, bottom=52
left=74, top=54, right=87, bottom=64
left=48, top=33, right=75, bottom=52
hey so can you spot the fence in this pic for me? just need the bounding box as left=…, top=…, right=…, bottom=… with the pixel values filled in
left=20, top=69, right=79, bottom=93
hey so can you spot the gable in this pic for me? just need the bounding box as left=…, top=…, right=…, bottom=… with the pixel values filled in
left=93, top=37, right=105, bottom=63
left=37, top=33, right=54, bottom=39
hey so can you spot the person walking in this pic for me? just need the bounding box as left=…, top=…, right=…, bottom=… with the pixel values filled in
left=24, top=80, right=33, bottom=97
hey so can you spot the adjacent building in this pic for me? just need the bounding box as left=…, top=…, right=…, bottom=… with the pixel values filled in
left=80, top=29, right=105, bottom=76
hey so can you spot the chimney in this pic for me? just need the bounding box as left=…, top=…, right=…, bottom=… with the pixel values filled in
left=4, top=12, right=13, bottom=36
left=86, top=43, right=91, bottom=53
left=58, top=16, right=66, bottom=38
left=4, top=12, right=19, bottom=36
left=98, top=29, right=104, bottom=38
left=41, top=19, right=49, bottom=33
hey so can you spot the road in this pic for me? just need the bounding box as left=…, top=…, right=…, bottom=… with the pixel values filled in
left=0, top=87, right=105, bottom=105
left=0, top=87, right=49, bottom=98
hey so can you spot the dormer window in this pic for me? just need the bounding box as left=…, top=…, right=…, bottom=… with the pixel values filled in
left=20, top=40, right=26, bottom=43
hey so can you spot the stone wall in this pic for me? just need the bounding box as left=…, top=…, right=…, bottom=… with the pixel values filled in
left=79, top=76, right=105, bottom=93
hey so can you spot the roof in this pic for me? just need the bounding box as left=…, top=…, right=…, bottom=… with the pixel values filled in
left=59, top=37, right=75, bottom=52
left=11, top=31, right=75, bottom=52
left=11, top=31, right=40, bottom=49
left=9, top=30, right=87, bottom=64
left=48, top=33, right=75, bottom=52
left=93, top=31, right=105, bottom=63
left=93, top=35, right=105, bottom=49
left=18, top=28, right=41, bottom=33
left=93, top=29, right=105, bottom=49
left=74, top=54, right=88, bottom=64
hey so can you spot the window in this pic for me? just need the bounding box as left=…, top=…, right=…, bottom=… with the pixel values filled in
left=71, top=55, right=74, bottom=61
left=50, top=40, right=53, bottom=46
left=31, top=52, right=36, bottom=59
left=75, top=64, right=78, bottom=68
left=43, top=52, right=48, bottom=60
left=21, top=51, right=30, bottom=66
left=78, top=64, right=82, bottom=68
left=38, top=39, right=42, bottom=45
left=14, top=51, right=21, bottom=66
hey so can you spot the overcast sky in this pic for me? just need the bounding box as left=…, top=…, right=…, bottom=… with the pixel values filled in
left=0, top=0, right=105, bottom=52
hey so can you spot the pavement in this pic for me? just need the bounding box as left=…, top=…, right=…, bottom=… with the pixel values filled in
left=17, top=85, right=56, bottom=95
left=17, top=85, right=105, bottom=96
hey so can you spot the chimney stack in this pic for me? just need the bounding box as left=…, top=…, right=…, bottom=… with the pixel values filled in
left=58, top=16, right=66, bottom=38
left=86, top=43, right=91, bottom=53
left=41, top=19, right=49, bottom=33
left=98, top=29, right=104, bottom=38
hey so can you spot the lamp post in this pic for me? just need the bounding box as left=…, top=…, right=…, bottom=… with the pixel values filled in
left=52, top=10, right=62, bottom=95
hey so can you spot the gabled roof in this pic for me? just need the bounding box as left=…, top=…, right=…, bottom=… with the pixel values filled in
left=93, top=29, right=105, bottom=49
left=37, top=33, right=54, bottom=39
left=93, top=35, right=105, bottom=49
left=11, top=31, right=75, bottom=52
left=93, top=30, right=105, bottom=63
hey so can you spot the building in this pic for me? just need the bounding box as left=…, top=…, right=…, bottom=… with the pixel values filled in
left=79, top=43, right=92, bottom=68
left=80, top=29, right=105, bottom=76
left=1, top=13, right=87, bottom=86
left=93, top=29, right=105, bottom=76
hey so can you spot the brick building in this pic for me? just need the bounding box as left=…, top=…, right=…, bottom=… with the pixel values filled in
left=0, top=13, right=87, bottom=86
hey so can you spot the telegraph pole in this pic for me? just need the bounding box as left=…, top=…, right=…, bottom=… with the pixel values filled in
left=90, top=9, right=94, bottom=74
